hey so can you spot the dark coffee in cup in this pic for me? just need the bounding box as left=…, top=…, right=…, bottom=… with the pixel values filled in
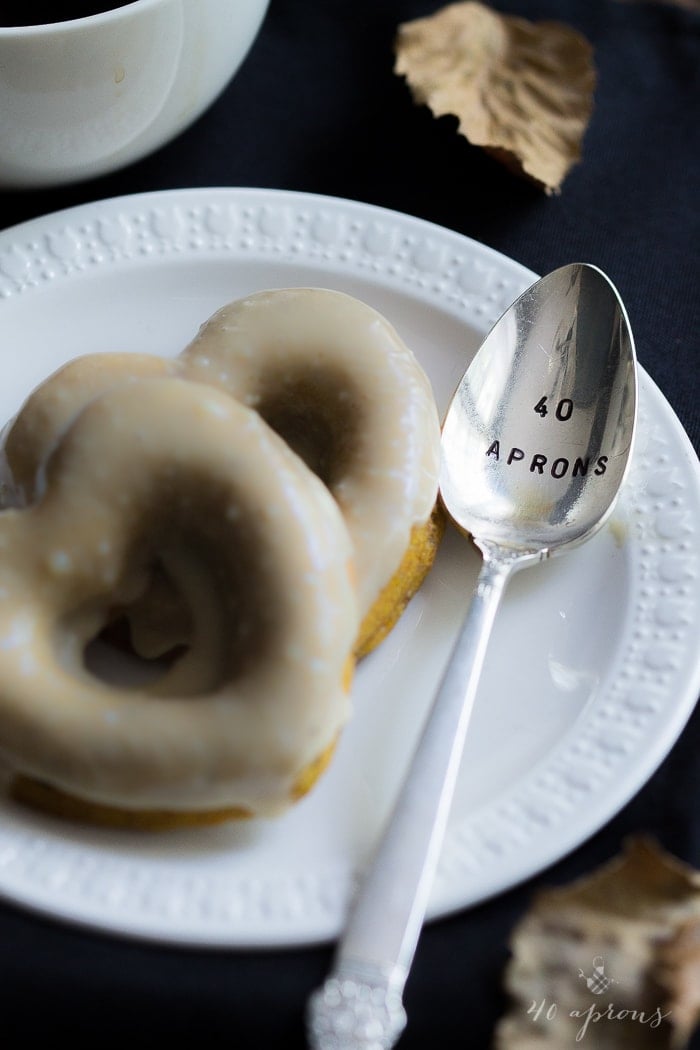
left=0, top=2, right=134, bottom=26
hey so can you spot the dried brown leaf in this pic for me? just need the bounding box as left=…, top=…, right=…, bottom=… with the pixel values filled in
left=658, top=918, right=700, bottom=1047
left=493, top=838, right=700, bottom=1048
left=394, top=1, right=596, bottom=194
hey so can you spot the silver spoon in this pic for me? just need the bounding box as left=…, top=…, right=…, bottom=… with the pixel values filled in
left=307, top=262, right=638, bottom=1050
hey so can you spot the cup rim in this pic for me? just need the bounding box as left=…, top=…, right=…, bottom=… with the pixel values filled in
left=0, top=0, right=172, bottom=35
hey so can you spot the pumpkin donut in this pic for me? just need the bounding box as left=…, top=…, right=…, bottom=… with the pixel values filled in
left=0, top=378, right=357, bottom=827
left=179, top=288, right=443, bottom=657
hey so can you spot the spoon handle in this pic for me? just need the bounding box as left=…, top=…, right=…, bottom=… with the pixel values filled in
left=307, top=551, right=514, bottom=1050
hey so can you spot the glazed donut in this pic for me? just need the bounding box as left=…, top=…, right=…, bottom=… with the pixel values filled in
left=179, top=288, right=443, bottom=657
left=0, top=378, right=357, bottom=825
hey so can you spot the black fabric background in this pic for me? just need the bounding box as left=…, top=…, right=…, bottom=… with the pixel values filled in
left=0, top=2, right=697, bottom=1047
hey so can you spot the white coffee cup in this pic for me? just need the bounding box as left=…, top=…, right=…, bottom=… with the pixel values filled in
left=0, top=0, right=269, bottom=189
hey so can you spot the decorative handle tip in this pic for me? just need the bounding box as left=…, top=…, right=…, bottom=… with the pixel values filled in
left=307, top=973, right=407, bottom=1050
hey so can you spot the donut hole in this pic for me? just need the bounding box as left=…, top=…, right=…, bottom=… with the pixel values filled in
left=74, top=475, right=280, bottom=697
left=257, top=366, right=363, bottom=489
left=82, top=560, right=190, bottom=687
left=108, top=560, right=193, bottom=661
left=83, top=608, right=186, bottom=689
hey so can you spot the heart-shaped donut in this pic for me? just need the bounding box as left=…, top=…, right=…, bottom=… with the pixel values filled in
left=180, top=288, right=443, bottom=656
left=0, top=378, right=357, bottom=826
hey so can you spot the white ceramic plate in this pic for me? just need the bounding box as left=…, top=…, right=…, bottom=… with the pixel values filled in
left=0, top=188, right=697, bottom=948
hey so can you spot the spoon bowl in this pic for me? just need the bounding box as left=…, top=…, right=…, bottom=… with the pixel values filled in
left=308, top=263, right=638, bottom=1050
left=441, top=263, right=637, bottom=555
